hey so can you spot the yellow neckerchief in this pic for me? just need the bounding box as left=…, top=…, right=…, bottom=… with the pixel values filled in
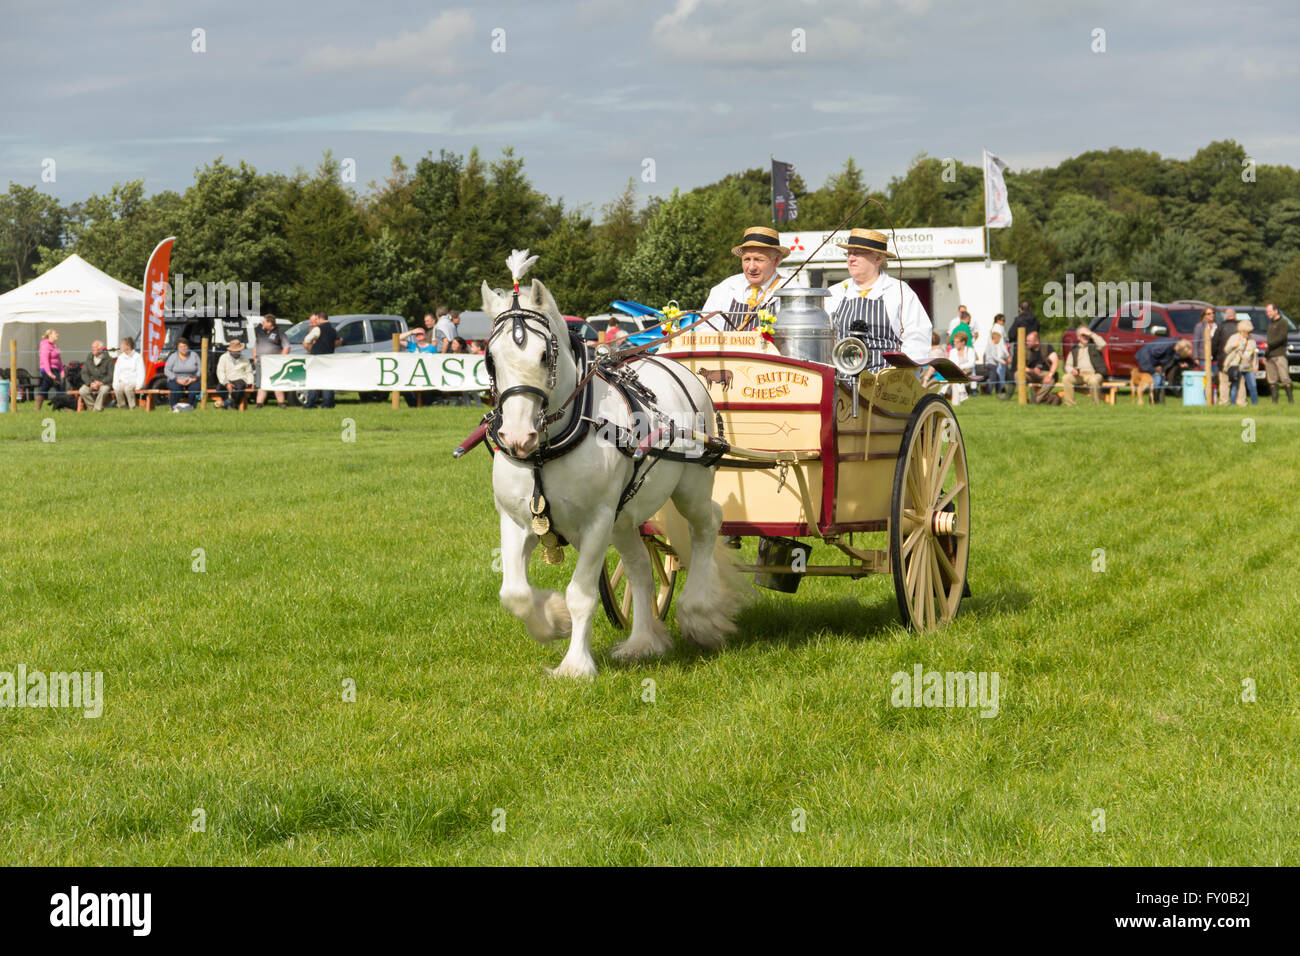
left=745, top=273, right=782, bottom=307
left=843, top=275, right=878, bottom=298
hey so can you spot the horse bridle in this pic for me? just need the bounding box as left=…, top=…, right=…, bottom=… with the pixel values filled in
left=484, top=298, right=579, bottom=461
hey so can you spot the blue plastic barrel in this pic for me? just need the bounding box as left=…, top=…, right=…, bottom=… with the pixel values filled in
left=1182, top=370, right=1206, bottom=406
left=0, top=379, right=9, bottom=413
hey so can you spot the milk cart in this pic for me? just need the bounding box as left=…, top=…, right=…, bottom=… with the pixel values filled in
left=598, top=316, right=972, bottom=631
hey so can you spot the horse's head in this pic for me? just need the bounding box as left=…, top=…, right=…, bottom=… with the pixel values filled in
left=481, top=276, right=573, bottom=458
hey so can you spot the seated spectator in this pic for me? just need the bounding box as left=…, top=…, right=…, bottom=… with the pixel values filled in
left=920, top=331, right=945, bottom=387
left=947, top=331, right=975, bottom=405
left=1062, top=326, right=1106, bottom=406
left=399, top=327, right=437, bottom=353
left=34, top=329, right=64, bottom=414
left=1018, top=331, right=1059, bottom=404
left=217, top=339, right=255, bottom=410
left=1224, top=320, right=1259, bottom=406
left=979, top=328, right=1011, bottom=398
left=451, top=337, right=467, bottom=353
left=396, top=327, right=439, bottom=406
left=468, top=339, right=485, bottom=355
left=78, top=340, right=115, bottom=411
left=602, top=319, right=620, bottom=344
left=1135, top=338, right=1195, bottom=404
left=165, top=339, right=201, bottom=410
left=113, top=337, right=146, bottom=409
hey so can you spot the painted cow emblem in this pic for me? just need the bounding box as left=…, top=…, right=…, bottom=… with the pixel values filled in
left=696, top=367, right=733, bottom=393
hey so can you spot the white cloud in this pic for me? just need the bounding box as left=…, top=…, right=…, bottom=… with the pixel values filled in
left=650, top=0, right=930, bottom=62
left=301, top=11, right=476, bottom=74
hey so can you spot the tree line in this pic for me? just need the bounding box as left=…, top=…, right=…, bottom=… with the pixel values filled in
left=2, top=140, right=1299, bottom=335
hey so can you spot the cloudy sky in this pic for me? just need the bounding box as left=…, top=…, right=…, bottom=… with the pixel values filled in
left=4, top=0, right=1298, bottom=213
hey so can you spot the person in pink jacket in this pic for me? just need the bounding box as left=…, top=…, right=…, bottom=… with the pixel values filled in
left=36, top=329, right=65, bottom=412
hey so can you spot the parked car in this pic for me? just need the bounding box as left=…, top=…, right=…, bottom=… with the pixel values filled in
left=285, top=314, right=407, bottom=355
left=279, top=314, right=408, bottom=404
left=1082, top=300, right=1209, bottom=378
left=565, top=318, right=602, bottom=355
left=587, top=312, right=661, bottom=336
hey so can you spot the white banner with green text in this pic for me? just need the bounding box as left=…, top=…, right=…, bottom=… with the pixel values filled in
left=258, top=353, right=488, bottom=391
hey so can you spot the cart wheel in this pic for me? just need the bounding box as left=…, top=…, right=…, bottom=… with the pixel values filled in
left=598, top=536, right=677, bottom=629
left=889, top=394, right=970, bottom=629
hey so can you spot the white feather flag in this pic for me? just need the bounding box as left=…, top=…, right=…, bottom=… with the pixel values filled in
left=505, top=249, right=539, bottom=286
left=983, top=149, right=1013, bottom=229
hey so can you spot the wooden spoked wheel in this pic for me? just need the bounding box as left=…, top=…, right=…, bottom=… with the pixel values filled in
left=889, top=394, right=970, bottom=629
left=598, top=535, right=678, bottom=630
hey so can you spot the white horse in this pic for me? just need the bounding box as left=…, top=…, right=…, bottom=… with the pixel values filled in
left=482, top=257, right=744, bottom=678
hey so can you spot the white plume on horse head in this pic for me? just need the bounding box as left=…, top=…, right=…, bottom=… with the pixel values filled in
left=480, top=249, right=560, bottom=326
left=506, top=248, right=539, bottom=284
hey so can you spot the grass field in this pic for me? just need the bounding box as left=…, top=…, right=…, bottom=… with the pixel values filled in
left=1, top=394, right=1297, bottom=865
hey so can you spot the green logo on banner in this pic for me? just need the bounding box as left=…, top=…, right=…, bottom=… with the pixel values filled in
left=269, top=358, right=308, bottom=384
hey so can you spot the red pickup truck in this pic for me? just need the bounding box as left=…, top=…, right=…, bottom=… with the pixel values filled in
left=1081, top=301, right=1268, bottom=380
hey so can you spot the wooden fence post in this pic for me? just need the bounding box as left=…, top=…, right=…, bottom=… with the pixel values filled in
left=392, top=333, right=401, bottom=410
left=1016, top=326, right=1027, bottom=405
left=200, top=337, right=209, bottom=409
left=1204, top=326, right=1214, bottom=405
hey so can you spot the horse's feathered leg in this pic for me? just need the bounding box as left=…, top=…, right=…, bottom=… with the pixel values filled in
left=551, top=512, right=616, bottom=679
left=609, top=521, right=673, bottom=662
left=498, top=513, right=571, bottom=644
left=671, top=467, right=747, bottom=648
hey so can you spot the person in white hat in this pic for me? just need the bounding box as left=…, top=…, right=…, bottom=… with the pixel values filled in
left=216, top=339, right=255, bottom=410
left=699, top=226, right=791, bottom=332
left=824, top=228, right=933, bottom=371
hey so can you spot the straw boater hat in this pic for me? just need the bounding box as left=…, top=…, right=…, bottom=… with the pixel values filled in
left=837, top=228, right=898, bottom=259
left=227, top=339, right=244, bottom=351
left=731, top=225, right=790, bottom=260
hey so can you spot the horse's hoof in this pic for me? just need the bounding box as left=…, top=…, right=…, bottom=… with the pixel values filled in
left=610, top=639, right=660, bottom=662
left=550, top=657, right=598, bottom=679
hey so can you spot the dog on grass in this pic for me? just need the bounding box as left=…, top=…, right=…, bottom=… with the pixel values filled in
left=1130, top=368, right=1154, bottom=405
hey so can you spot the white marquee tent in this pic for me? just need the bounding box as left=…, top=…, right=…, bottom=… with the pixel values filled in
left=0, top=255, right=144, bottom=372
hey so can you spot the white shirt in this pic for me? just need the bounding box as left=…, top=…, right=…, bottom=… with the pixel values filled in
left=699, top=273, right=786, bottom=332
left=112, top=350, right=146, bottom=390
left=948, top=345, right=976, bottom=375
left=824, top=271, right=933, bottom=365
left=217, top=352, right=254, bottom=385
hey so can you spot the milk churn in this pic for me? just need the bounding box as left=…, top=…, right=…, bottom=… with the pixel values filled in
left=770, top=287, right=833, bottom=366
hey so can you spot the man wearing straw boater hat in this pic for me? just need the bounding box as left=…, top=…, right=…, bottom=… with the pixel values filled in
left=824, top=228, right=933, bottom=371
left=699, top=226, right=791, bottom=332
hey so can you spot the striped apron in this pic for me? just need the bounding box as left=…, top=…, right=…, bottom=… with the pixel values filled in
left=723, top=298, right=755, bottom=330
left=832, top=293, right=897, bottom=372
left=722, top=278, right=782, bottom=330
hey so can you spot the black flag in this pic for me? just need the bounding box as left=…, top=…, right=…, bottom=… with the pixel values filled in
left=771, top=159, right=799, bottom=223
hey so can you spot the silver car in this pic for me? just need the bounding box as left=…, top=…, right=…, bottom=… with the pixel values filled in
left=285, top=314, right=408, bottom=354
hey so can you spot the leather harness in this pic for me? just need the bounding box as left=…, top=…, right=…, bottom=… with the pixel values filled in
left=483, top=301, right=726, bottom=563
